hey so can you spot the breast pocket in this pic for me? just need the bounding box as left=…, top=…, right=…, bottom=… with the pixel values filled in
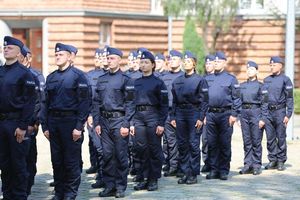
left=95, top=85, right=106, bottom=103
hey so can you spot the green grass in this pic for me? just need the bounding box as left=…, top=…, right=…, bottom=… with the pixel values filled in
left=294, top=89, right=300, bottom=114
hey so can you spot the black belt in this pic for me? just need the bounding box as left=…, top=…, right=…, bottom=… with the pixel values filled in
left=178, top=104, right=199, bottom=109
left=136, top=105, right=157, bottom=111
left=101, top=111, right=125, bottom=119
left=242, top=104, right=261, bottom=109
left=208, top=107, right=231, bottom=113
left=49, top=110, right=77, bottom=117
left=0, top=112, right=22, bottom=120
left=268, top=104, right=286, bottom=111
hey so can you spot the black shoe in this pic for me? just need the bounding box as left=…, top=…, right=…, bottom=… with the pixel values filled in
left=49, top=181, right=56, bottom=187
left=219, top=173, right=228, bottom=180
left=176, top=171, right=184, bottom=178
left=133, top=181, right=148, bottom=191
left=239, top=166, right=253, bottom=174
left=201, top=165, right=211, bottom=173
left=98, top=188, right=116, bottom=197
left=132, top=175, right=144, bottom=182
left=164, top=168, right=177, bottom=177
left=86, top=166, right=97, bottom=174
left=91, top=180, right=105, bottom=188
left=206, top=171, right=220, bottom=180
left=129, top=168, right=137, bottom=176
left=186, top=176, right=197, bottom=184
left=147, top=180, right=158, bottom=191
left=253, top=168, right=262, bottom=175
left=51, top=196, right=62, bottom=200
left=162, top=165, right=170, bottom=172
left=277, top=162, right=285, bottom=171
left=177, top=175, right=188, bottom=184
left=64, top=197, right=74, bottom=200
left=265, top=161, right=277, bottom=170
left=115, top=190, right=125, bottom=198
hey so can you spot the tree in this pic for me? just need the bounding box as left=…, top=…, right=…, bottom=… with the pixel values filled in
left=162, top=0, right=239, bottom=53
left=183, top=17, right=206, bottom=73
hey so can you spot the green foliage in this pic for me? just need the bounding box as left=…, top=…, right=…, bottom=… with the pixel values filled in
left=294, top=89, right=300, bottom=114
left=162, top=0, right=239, bottom=52
left=183, top=17, right=205, bottom=74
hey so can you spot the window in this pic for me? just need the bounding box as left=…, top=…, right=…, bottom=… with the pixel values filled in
left=99, top=23, right=111, bottom=47
left=239, top=0, right=264, bottom=10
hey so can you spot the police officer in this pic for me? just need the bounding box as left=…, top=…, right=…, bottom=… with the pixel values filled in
left=171, top=51, right=208, bottom=185
left=239, top=61, right=267, bottom=175
left=131, top=51, right=168, bottom=191
left=85, top=48, right=106, bottom=188
left=160, top=50, right=184, bottom=177
left=0, top=36, right=36, bottom=200
left=19, top=45, right=46, bottom=195
left=92, top=47, right=135, bottom=198
left=41, top=43, right=90, bottom=200
left=127, top=50, right=142, bottom=80
left=263, top=56, right=294, bottom=171
left=154, top=53, right=166, bottom=77
left=206, top=51, right=242, bottom=180
left=201, top=54, right=216, bottom=173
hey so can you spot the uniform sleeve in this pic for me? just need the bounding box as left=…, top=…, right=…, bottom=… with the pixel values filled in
left=198, top=78, right=208, bottom=121
left=122, top=77, right=135, bottom=128
left=260, top=82, right=269, bottom=122
left=231, top=77, right=242, bottom=117
left=284, top=77, right=294, bottom=118
left=75, top=74, right=90, bottom=131
left=19, top=71, right=36, bottom=130
left=158, top=81, right=169, bottom=126
left=170, top=82, right=177, bottom=121
left=28, top=74, right=40, bottom=127
left=37, top=73, right=46, bottom=124
left=91, top=79, right=101, bottom=127
left=40, top=77, right=50, bottom=132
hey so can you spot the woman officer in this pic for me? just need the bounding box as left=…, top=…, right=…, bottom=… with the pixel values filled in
left=239, top=61, right=267, bottom=175
left=171, top=51, right=208, bottom=185
left=131, top=50, right=169, bottom=191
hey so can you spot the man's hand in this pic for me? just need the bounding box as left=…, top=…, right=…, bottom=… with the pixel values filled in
left=259, top=120, right=265, bottom=129
left=27, top=126, right=34, bottom=135
left=120, top=127, right=129, bottom=137
left=15, top=128, right=26, bottom=143
left=229, top=116, right=237, bottom=127
left=195, top=120, right=203, bottom=130
left=87, top=116, right=93, bottom=127
left=283, top=116, right=289, bottom=127
left=156, top=126, right=164, bottom=136
left=95, top=125, right=101, bottom=135
left=130, top=126, right=135, bottom=136
left=170, top=120, right=176, bottom=128
left=72, top=129, right=82, bottom=142
left=43, top=130, right=50, bottom=140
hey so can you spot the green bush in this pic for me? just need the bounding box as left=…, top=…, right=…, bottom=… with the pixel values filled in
left=294, top=89, right=300, bottom=114
left=183, top=17, right=206, bottom=74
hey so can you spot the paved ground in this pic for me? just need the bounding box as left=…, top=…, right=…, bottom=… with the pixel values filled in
left=1, top=115, right=300, bottom=199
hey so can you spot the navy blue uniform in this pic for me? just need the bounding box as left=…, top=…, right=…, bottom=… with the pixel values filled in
left=26, top=67, right=45, bottom=195
left=92, top=70, right=134, bottom=192
left=263, top=73, right=293, bottom=163
left=86, top=68, right=105, bottom=176
left=133, top=74, right=168, bottom=182
left=0, top=61, right=36, bottom=200
left=127, top=70, right=142, bottom=80
left=160, top=70, right=184, bottom=172
left=41, top=65, right=90, bottom=199
left=171, top=73, right=208, bottom=177
left=201, top=73, right=215, bottom=169
left=240, top=79, right=267, bottom=170
left=206, top=71, right=241, bottom=176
